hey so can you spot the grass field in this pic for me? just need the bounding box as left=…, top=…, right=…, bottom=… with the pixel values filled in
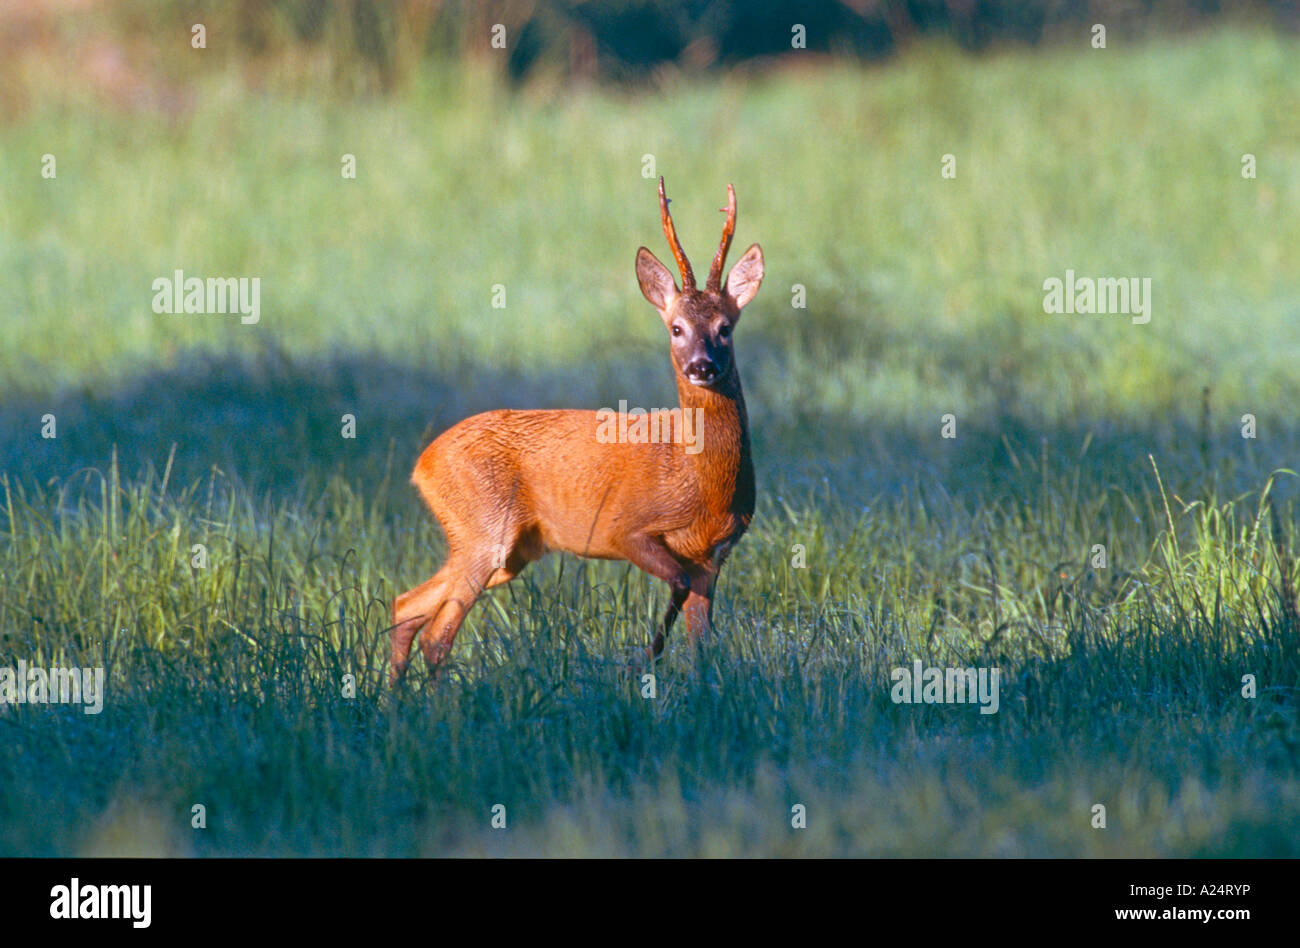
left=2, top=27, right=1299, bottom=856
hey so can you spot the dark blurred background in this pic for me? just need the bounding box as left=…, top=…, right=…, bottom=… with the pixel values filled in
left=3, top=0, right=1297, bottom=104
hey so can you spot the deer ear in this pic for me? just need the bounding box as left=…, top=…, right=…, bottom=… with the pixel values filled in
left=636, top=247, right=678, bottom=313
left=725, top=243, right=764, bottom=311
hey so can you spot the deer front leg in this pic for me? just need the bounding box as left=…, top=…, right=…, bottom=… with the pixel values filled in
left=620, top=533, right=692, bottom=661
left=684, top=539, right=737, bottom=647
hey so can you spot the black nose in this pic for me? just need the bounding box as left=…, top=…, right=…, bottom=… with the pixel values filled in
left=685, top=359, right=719, bottom=383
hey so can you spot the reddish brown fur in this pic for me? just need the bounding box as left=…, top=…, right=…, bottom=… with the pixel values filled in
left=391, top=179, right=764, bottom=682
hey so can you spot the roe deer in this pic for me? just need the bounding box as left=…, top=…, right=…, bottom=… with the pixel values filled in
left=390, top=178, right=764, bottom=682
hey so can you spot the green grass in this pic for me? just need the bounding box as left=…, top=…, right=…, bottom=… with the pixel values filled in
left=1, top=28, right=1299, bottom=856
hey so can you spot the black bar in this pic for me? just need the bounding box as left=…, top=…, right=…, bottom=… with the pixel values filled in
left=0, top=857, right=1284, bottom=935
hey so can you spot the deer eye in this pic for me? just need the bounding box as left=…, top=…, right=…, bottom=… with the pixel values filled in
left=671, top=324, right=683, bottom=337
left=718, top=323, right=731, bottom=338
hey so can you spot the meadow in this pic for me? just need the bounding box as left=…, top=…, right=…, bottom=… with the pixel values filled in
left=1, top=27, right=1299, bottom=856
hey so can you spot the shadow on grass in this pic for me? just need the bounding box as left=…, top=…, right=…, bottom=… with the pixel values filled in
left=1, top=342, right=1296, bottom=514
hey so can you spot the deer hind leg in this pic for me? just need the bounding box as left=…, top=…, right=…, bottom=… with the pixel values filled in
left=419, top=533, right=541, bottom=673
left=682, top=570, right=717, bottom=647
left=390, top=542, right=534, bottom=685
left=651, top=583, right=690, bottom=659
left=415, top=551, right=502, bottom=674
left=391, top=562, right=459, bottom=684
left=399, top=447, right=540, bottom=679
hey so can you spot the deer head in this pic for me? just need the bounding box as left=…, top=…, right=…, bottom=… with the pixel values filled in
left=636, top=178, right=764, bottom=389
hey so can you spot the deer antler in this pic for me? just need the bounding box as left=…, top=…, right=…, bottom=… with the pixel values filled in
left=659, top=177, right=695, bottom=291
left=706, top=183, right=736, bottom=292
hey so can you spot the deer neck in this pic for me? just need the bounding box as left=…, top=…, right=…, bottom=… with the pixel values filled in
left=674, top=367, right=754, bottom=519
